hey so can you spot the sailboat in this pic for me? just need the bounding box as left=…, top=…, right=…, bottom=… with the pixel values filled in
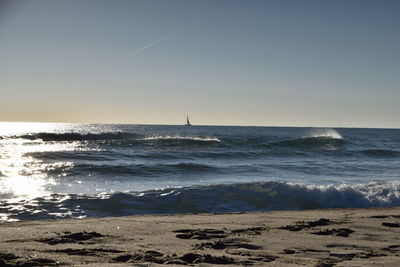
left=185, top=115, right=191, bottom=126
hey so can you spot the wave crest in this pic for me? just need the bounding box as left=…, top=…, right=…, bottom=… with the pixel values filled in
left=2, top=181, right=400, bottom=221
left=13, top=132, right=220, bottom=144
left=309, top=129, right=343, bottom=140
left=143, top=135, right=220, bottom=142
left=270, top=129, right=344, bottom=150
left=18, top=132, right=141, bottom=141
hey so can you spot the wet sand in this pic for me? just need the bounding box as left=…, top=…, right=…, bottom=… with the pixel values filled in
left=1, top=207, right=400, bottom=266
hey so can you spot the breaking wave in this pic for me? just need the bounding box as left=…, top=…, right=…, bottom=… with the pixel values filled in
left=1, top=181, right=399, bottom=221
left=309, top=129, right=343, bottom=139
left=10, top=132, right=221, bottom=146
left=271, top=129, right=345, bottom=150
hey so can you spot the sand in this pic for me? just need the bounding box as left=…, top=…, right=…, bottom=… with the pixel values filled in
left=0, top=207, right=400, bottom=266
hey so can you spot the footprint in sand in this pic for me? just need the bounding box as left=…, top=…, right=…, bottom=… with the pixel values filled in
left=312, top=228, right=354, bottom=237
left=279, top=218, right=331, bottom=232
left=38, top=231, right=104, bottom=245
left=382, top=222, right=400, bottom=228
left=173, top=229, right=227, bottom=240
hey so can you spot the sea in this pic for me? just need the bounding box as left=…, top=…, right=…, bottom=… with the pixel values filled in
left=0, top=122, right=399, bottom=222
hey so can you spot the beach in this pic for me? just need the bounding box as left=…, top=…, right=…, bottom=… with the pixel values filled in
left=2, top=0, right=400, bottom=265
left=1, top=207, right=400, bottom=266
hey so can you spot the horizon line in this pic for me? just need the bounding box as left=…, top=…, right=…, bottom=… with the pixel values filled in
left=0, top=121, right=399, bottom=130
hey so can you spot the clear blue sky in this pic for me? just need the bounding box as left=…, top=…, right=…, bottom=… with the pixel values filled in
left=0, top=0, right=399, bottom=127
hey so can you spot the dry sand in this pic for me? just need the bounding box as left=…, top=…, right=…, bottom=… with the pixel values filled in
left=1, top=207, right=400, bottom=266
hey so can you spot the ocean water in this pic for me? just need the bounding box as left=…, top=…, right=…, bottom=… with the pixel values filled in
left=0, top=122, right=399, bottom=222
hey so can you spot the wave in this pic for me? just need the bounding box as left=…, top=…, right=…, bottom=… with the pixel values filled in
left=12, top=132, right=221, bottom=147
left=1, top=180, right=400, bottom=221
left=6, top=129, right=344, bottom=150
left=48, top=162, right=221, bottom=177
left=140, top=135, right=221, bottom=148
left=27, top=150, right=190, bottom=162
left=308, top=129, right=343, bottom=140
left=17, top=132, right=142, bottom=141
left=143, top=135, right=220, bottom=142
left=270, top=129, right=345, bottom=150
left=26, top=151, right=116, bottom=161
left=25, top=149, right=304, bottom=164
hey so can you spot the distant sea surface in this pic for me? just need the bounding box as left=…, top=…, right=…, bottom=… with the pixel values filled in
left=0, top=123, right=399, bottom=221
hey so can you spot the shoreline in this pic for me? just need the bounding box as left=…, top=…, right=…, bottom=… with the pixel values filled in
left=1, top=207, right=400, bottom=266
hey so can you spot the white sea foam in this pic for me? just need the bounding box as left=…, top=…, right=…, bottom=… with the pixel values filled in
left=1, top=180, right=400, bottom=222
left=308, top=128, right=343, bottom=139
left=143, top=135, right=221, bottom=142
left=285, top=180, right=400, bottom=207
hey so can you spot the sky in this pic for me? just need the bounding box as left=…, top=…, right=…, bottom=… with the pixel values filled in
left=0, top=0, right=399, bottom=128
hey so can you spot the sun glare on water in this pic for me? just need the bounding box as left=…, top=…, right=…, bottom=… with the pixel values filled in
left=0, top=122, right=78, bottom=200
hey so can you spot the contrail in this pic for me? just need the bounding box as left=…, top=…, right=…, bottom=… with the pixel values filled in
left=114, top=23, right=193, bottom=64
left=115, top=34, right=173, bottom=63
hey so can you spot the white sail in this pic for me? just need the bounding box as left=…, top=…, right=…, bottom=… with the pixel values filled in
left=185, top=115, right=191, bottom=126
